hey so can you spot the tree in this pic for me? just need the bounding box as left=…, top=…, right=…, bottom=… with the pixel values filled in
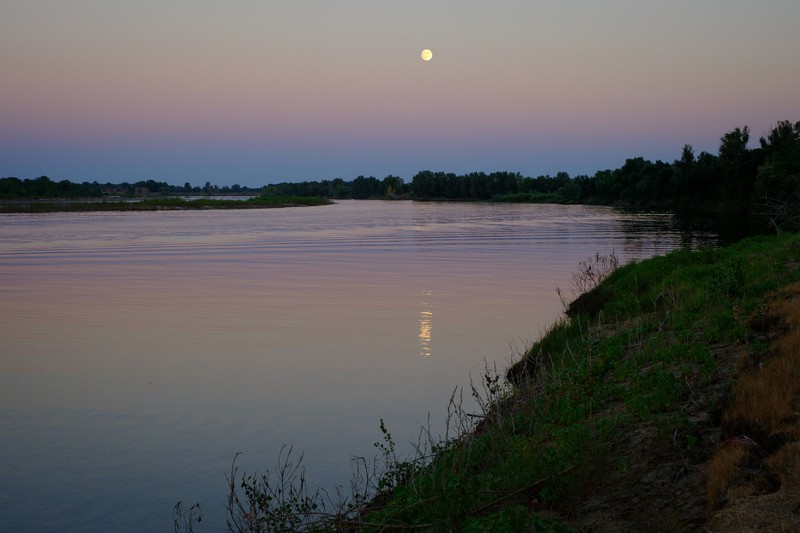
left=0, top=177, right=23, bottom=198
left=382, top=175, right=405, bottom=198
left=468, top=172, right=490, bottom=199
left=691, top=150, right=722, bottom=201
left=411, top=171, right=434, bottom=198
left=671, top=144, right=696, bottom=199
left=719, top=126, right=750, bottom=167
left=718, top=126, right=759, bottom=202
left=351, top=176, right=380, bottom=199
left=759, top=120, right=800, bottom=176
left=756, top=120, right=800, bottom=231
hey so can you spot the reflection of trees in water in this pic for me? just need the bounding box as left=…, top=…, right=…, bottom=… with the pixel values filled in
left=616, top=210, right=725, bottom=253
left=674, top=210, right=769, bottom=246
left=406, top=203, right=736, bottom=255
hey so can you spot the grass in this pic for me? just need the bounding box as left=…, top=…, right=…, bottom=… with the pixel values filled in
left=181, top=231, right=800, bottom=531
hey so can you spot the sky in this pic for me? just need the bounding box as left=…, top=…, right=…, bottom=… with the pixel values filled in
left=2, top=1, right=800, bottom=187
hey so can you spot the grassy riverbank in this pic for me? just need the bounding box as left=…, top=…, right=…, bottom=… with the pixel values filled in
left=179, top=232, right=800, bottom=531
left=350, top=232, right=800, bottom=531
left=0, top=195, right=331, bottom=213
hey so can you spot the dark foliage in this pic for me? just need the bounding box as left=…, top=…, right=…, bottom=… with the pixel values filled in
left=405, top=120, right=800, bottom=225
left=259, top=175, right=407, bottom=199
left=0, top=176, right=264, bottom=199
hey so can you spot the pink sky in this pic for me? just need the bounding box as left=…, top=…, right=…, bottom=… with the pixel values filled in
left=2, top=1, right=799, bottom=186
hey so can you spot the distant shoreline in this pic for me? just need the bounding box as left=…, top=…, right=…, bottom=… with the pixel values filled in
left=0, top=195, right=332, bottom=213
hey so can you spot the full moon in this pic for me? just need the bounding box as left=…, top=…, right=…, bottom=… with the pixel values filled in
left=421, top=49, right=433, bottom=61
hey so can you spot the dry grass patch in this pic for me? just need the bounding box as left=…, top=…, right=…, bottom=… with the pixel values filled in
left=724, top=283, right=800, bottom=441
left=724, top=348, right=800, bottom=440
left=767, top=442, right=800, bottom=487
left=707, top=486, right=800, bottom=532
left=708, top=282, right=800, bottom=526
left=707, top=444, right=748, bottom=512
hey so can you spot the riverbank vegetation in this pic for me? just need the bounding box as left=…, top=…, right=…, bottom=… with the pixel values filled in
left=0, top=195, right=330, bottom=213
left=176, top=231, right=800, bottom=531
left=0, top=177, right=263, bottom=199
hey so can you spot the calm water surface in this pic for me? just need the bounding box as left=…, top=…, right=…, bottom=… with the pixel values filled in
left=0, top=201, right=713, bottom=531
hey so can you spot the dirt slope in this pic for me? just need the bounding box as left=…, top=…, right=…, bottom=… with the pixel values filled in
left=547, top=283, right=800, bottom=532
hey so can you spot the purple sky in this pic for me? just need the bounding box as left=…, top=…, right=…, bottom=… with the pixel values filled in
left=2, top=1, right=799, bottom=187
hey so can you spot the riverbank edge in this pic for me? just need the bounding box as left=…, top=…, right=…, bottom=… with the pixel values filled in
left=0, top=195, right=332, bottom=213
left=352, top=232, right=800, bottom=531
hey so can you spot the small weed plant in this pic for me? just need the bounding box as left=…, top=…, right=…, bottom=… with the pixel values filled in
left=225, top=448, right=322, bottom=532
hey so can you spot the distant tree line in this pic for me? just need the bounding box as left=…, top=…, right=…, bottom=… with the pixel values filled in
left=0, top=175, right=105, bottom=199
left=0, top=177, right=263, bottom=199
left=3, top=120, right=798, bottom=227
left=259, top=175, right=408, bottom=199
left=410, top=120, right=800, bottom=211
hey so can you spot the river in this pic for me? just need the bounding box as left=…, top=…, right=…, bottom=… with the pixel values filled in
left=0, top=200, right=715, bottom=531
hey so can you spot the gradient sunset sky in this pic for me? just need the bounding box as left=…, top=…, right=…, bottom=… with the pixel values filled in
left=2, top=1, right=799, bottom=187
